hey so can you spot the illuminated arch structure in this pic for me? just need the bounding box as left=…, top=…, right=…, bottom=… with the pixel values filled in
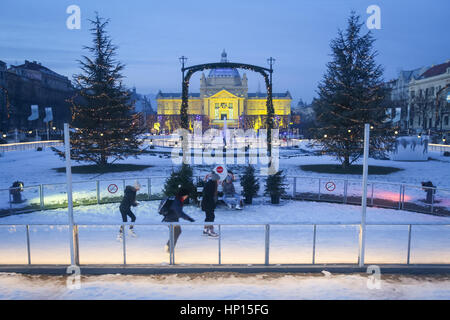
left=179, top=51, right=281, bottom=156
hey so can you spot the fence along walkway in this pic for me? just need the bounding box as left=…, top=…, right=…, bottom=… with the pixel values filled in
left=0, top=222, right=448, bottom=266
left=1, top=175, right=449, bottom=217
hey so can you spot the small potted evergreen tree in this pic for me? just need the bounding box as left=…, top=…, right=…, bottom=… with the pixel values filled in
left=163, top=164, right=195, bottom=203
left=240, top=165, right=259, bottom=204
left=264, top=170, right=287, bottom=204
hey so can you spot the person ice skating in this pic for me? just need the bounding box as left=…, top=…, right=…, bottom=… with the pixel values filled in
left=162, top=187, right=195, bottom=253
left=222, top=173, right=244, bottom=210
left=201, top=172, right=220, bottom=237
left=117, top=181, right=141, bottom=241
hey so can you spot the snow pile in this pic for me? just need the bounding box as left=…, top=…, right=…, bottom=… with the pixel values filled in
left=0, top=272, right=448, bottom=300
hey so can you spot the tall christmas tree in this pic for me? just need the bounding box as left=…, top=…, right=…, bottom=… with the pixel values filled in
left=313, top=12, right=395, bottom=168
left=56, top=14, right=143, bottom=166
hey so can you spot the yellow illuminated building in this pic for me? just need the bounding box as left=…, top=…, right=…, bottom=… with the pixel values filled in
left=156, top=51, right=291, bottom=130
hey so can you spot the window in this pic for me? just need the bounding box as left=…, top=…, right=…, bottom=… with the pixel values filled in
left=444, top=116, right=449, bottom=126
left=410, top=90, right=415, bottom=98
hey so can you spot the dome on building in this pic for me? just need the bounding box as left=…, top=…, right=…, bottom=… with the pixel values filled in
left=208, top=50, right=241, bottom=79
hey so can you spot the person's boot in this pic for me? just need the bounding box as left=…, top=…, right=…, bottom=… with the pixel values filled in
left=128, top=226, right=137, bottom=238
left=207, top=226, right=219, bottom=238
left=117, top=228, right=123, bottom=242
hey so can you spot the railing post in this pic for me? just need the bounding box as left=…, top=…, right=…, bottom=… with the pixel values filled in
left=431, top=188, right=435, bottom=213
left=96, top=180, right=100, bottom=205
left=26, top=225, right=31, bottom=265
left=147, top=178, right=151, bottom=200
left=398, top=185, right=403, bottom=210
left=370, top=183, right=374, bottom=206
left=293, top=177, right=296, bottom=197
left=312, top=224, right=316, bottom=265
left=218, top=225, right=222, bottom=265
left=406, top=224, right=412, bottom=265
left=122, top=224, right=127, bottom=265
left=73, top=225, right=80, bottom=265
left=40, top=184, right=44, bottom=210
left=264, top=224, right=270, bottom=266
left=343, top=180, right=348, bottom=204
left=318, top=178, right=321, bottom=201
left=169, top=224, right=175, bottom=265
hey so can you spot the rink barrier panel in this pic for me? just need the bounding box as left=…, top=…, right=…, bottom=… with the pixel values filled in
left=0, top=223, right=448, bottom=267
left=1, top=175, right=449, bottom=217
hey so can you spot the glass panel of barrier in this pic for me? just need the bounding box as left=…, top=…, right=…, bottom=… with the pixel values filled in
left=124, top=178, right=149, bottom=201
left=149, top=177, right=166, bottom=200
left=43, top=183, right=67, bottom=210
left=269, top=225, right=313, bottom=264
left=124, top=225, right=170, bottom=264
left=77, top=225, right=124, bottom=264
left=294, top=177, right=320, bottom=200
left=346, top=180, right=363, bottom=205
left=410, top=225, right=450, bottom=264
left=173, top=225, right=219, bottom=264
left=0, top=186, right=41, bottom=215
left=28, top=225, right=70, bottom=264
left=371, top=182, right=401, bottom=209
left=364, top=225, right=409, bottom=264
left=433, top=188, right=450, bottom=216
left=72, top=180, right=97, bottom=206
left=98, top=180, right=124, bottom=204
left=0, top=225, right=28, bottom=264
left=403, top=185, right=432, bottom=214
left=315, top=225, right=359, bottom=264
left=220, top=225, right=265, bottom=264
left=319, top=179, right=345, bottom=203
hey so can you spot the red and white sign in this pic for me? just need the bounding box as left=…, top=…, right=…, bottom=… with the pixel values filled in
left=213, top=165, right=228, bottom=181
left=325, top=182, right=336, bottom=192
left=107, top=184, right=118, bottom=194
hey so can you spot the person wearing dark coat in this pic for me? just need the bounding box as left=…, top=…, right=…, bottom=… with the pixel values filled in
left=201, top=173, right=220, bottom=237
left=118, top=181, right=141, bottom=239
left=163, top=187, right=195, bottom=252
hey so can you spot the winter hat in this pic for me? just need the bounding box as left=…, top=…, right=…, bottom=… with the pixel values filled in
left=134, top=181, right=141, bottom=189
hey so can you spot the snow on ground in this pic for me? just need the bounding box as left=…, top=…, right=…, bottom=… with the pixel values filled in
left=0, top=147, right=449, bottom=191
left=0, top=272, right=449, bottom=300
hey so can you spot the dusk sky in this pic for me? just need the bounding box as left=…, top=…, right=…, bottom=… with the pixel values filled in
left=1, top=0, right=449, bottom=104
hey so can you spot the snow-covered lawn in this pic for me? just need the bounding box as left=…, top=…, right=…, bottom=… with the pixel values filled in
left=0, top=272, right=449, bottom=300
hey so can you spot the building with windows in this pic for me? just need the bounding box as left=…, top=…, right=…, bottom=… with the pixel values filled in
left=0, top=60, right=73, bottom=131
left=156, top=51, right=291, bottom=131
left=408, top=61, right=450, bottom=136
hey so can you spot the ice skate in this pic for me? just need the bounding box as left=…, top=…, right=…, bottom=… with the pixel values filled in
left=206, top=227, right=219, bottom=238
left=164, top=244, right=170, bottom=253
left=116, top=232, right=123, bottom=242
left=128, top=228, right=137, bottom=238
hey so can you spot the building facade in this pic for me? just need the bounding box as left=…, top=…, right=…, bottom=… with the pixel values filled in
left=408, top=61, right=450, bottom=137
left=156, top=51, right=291, bottom=132
left=389, top=67, right=428, bottom=130
left=0, top=60, right=73, bottom=132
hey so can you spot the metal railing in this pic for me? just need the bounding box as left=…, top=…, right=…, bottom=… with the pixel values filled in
left=1, top=175, right=449, bottom=216
left=0, top=140, right=63, bottom=152
left=428, top=143, right=450, bottom=153
left=0, top=222, right=448, bottom=266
